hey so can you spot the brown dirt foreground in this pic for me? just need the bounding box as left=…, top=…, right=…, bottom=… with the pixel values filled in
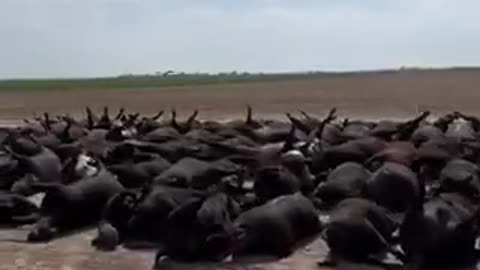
left=2, top=70, right=480, bottom=270
left=0, top=228, right=333, bottom=270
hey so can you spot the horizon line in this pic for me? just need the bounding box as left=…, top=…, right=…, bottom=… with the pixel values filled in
left=2, top=65, right=480, bottom=81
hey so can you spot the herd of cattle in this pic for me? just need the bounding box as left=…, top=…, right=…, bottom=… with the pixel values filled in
left=2, top=106, right=480, bottom=269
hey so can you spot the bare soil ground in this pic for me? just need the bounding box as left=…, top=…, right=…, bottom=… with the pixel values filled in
left=2, top=70, right=480, bottom=270
left=1, top=69, right=480, bottom=121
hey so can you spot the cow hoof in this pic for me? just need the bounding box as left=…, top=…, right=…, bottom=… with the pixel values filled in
left=317, top=256, right=336, bottom=267
left=27, top=230, right=52, bottom=242
left=366, top=253, right=403, bottom=267
left=153, top=255, right=170, bottom=269
left=91, top=237, right=117, bottom=251
left=92, top=223, right=119, bottom=251
left=27, top=225, right=57, bottom=243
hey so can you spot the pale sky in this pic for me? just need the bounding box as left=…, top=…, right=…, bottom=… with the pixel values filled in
left=1, top=0, right=479, bottom=79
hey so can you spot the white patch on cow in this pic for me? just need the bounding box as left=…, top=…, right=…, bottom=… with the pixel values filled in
left=294, top=141, right=307, bottom=148
left=281, top=149, right=306, bottom=164
left=222, top=254, right=233, bottom=263
left=319, top=214, right=330, bottom=224
left=75, top=154, right=99, bottom=178
left=27, top=193, right=45, bottom=208
left=425, top=185, right=432, bottom=194
left=284, top=150, right=304, bottom=158
left=453, top=124, right=463, bottom=133
left=121, top=127, right=137, bottom=138
left=454, top=118, right=468, bottom=124
left=308, top=139, right=320, bottom=153
left=242, top=180, right=254, bottom=190
left=392, top=229, right=400, bottom=239
left=450, top=118, right=470, bottom=132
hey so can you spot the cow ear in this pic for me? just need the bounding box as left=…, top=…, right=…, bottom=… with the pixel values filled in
left=168, top=198, right=203, bottom=223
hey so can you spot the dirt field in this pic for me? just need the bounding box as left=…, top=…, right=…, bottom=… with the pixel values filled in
left=1, top=69, right=480, bottom=121
left=2, top=69, right=480, bottom=270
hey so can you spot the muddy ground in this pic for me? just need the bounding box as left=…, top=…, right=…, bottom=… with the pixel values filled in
left=2, top=70, right=480, bottom=270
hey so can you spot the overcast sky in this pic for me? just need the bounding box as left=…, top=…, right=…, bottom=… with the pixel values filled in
left=1, top=0, right=479, bottom=79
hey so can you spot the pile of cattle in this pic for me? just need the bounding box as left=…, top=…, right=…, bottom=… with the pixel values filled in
left=2, top=106, right=480, bottom=269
